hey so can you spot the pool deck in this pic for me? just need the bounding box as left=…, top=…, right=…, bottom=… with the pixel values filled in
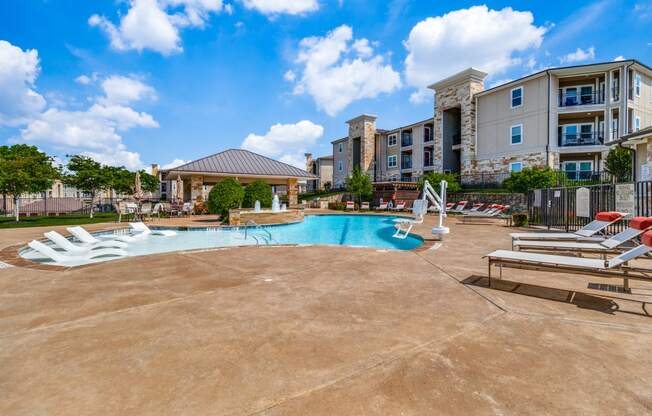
left=1, top=211, right=651, bottom=415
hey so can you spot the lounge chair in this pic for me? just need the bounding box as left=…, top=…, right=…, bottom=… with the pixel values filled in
left=448, top=201, right=468, bottom=213
left=393, top=200, right=426, bottom=239
left=512, top=216, right=652, bottom=254
left=129, top=222, right=177, bottom=237
left=28, top=240, right=127, bottom=266
left=375, top=202, right=388, bottom=211
left=67, top=226, right=137, bottom=244
left=391, top=201, right=406, bottom=211
left=463, top=204, right=500, bottom=217
left=361, top=202, right=370, bottom=210
left=467, top=203, right=485, bottom=212
left=485, top=229, right=652, bottom=292
left=509, top=212, right=627, bottom=243
left=460, top=205, right=509, bottom=224
left=44, top=231, right=127, bottom=254
left=345, top=201, right=355, bottom=210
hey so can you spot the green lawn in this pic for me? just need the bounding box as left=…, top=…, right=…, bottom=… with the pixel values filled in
left=0, top=213, right=119, bottom=229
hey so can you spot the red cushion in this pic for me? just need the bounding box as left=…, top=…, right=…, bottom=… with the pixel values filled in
left=595, top=212, right=623, bottom=222
left=641, top=230, right=652, bottom=247
left=629, top=217, right=652, bottom=230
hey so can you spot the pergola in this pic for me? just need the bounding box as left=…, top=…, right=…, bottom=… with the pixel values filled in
left=160, top=149, right=316, bottom=206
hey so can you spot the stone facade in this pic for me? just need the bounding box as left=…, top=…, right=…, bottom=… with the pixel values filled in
left=347, top=115, right=377, bottom=176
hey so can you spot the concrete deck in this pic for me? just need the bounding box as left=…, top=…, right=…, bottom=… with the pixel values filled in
left=1, top=213, right=651, bottom=415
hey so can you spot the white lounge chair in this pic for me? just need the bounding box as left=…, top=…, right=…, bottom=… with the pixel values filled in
left=129, top=222, right=177, bottom=237
left=393, top=200, right=426, bottom=239
left=448, top=201, right=467, bottom=213
left=509, top=212, right=627, bottom=243
left=345, top=201, right=355, bottom=210
left=467, top=203, right=485, bottom=212
left=375, top=202, right=388, bottom=211
left=485, top=229, right=652, bottom=292
left=512, top=216, right=652, bottom=254
left=44, top=231, right=127, bottom=254
left=360, top=202, right=370, bottom=210
left=391, top=201, right=406, bottom=211
left=67, top=226, right=136, bottom=244
left=28, top=240, right=127, bottom=266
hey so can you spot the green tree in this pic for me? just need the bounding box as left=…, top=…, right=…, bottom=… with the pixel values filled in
left=345, top=167, right=373, bottom=205
left=139, top=170, right=159, bottom=194
left=104, top=166, right=134, bottom=195
left=417, top=172, right=462, bottom=194
left=243, top=180, right=272, bottom=208
left=503, top=167, right=557, bottom=194
left=604, top=146, right=632, bottom=182
left=65, top=155, right=110, bottom=218
left=207, top=178, right=245, bottom=220
left=0, top=145, right=59, bottom=222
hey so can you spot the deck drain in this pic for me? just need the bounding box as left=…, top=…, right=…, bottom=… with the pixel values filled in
left=588, top=283, right=631, bottom=294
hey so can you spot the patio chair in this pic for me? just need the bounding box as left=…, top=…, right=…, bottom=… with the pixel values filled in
left=28, top=240, right=126, bottom=266
left=374, top=202, right=389, bottom=211
left=345, top=201, right=355, bottom=210
left=44, top=231, right=127, bottom=254
left=67, top=226, right=138, bottom=244
left=512, top=216, right=652, bottom=254
left=509, top=212, right=627, bottom=243
left=129, top=221, right=177, bottom=237
left=485, top=229, right=652, bottom=292
left=393, top=200, right=426, bottom=239
left=140, top=202, right=153, bottom=221
left=181, top=202, right=193, bottom=216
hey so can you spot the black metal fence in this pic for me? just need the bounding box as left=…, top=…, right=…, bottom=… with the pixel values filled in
left=527, top=181, right=652, bottom=233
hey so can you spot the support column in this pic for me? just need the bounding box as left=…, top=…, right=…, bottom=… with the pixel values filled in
left=286, top=178, right=298, bottom=207
left=190, top=175, right=203, bottom=202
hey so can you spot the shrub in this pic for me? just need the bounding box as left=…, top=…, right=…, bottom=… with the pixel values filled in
left=328, top=201, right=346, bottom=210
left=604, top=146, right=632, bottom=182
left=512, top=213, right=528, bottom=227
left=418, top=172, right=462, bottom=194
left=503, top=167, right=556, bottom=194
left=345, top=167, right=373, bottom=204
left=207, top=178, right=244, bottom=219
left=243, top=180, right=272, bottom=208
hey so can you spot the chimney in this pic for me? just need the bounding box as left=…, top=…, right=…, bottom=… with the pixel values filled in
left=304, top=153, right=313, bottom=171
left=151, top=164, right=160, bottom=177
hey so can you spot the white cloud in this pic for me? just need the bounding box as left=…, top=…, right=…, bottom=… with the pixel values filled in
left=614, top=55, right=626, bottom=62
left=404, top=6, right=546, bottom=101
left=240, top=0, right=318, bottom=16
left=0, top=40, right=46, bottom=126
left=283, top=70, right=296, bottom=82
left=559, top=47, right=595, bottom=64
left=241, top=120, right=323, bottom=168
left=289, top=25, right=401, bottom=116
left=488, top=78, right=514, bottom=89
left=75, top=75, right=92, bottom=85
left=100, top=75, right=157, bottom=105
left=161, top=158, right=189, bottom=169
left=89, top=0, right=223, bottom=55
left=224, top=3, right=234, bottom=14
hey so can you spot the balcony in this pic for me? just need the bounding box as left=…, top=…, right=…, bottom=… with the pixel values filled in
left=401, top=157, right=412, bottom=170
left=558, top=132, right=604, bottom=147
left=401, top=133, right=413, bottom=147
left=611, top=86, right=620, bottom=101
left=423, top=128, right=433, bottom=143
left=558, top=89, right=604, bottom=107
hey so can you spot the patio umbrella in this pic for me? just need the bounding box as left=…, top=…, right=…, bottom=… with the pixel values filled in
left=133, top=171, right=143, bottom=201
left=176, top=175, right=183, bottom=201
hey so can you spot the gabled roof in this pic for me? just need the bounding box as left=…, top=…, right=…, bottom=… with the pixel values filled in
left=163, top=149, right=316, bottom=178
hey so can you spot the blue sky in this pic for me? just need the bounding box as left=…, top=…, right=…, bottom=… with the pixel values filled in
left=1, top=0, right=651, bottom=170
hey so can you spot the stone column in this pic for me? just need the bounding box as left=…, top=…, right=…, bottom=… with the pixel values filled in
left=286, top=178, right=298, bottom=206
left=190, top=175, right=203, bottom=202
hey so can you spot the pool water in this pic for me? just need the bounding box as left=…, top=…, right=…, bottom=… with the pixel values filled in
left=20, top=215, right=423, bottom=266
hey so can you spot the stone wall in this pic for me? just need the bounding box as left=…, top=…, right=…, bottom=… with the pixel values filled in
left=229, top=208, right=304, bottom=226
left=347, top=115, right=377, bottom=177
left=471, top=151, right=549, bottom=175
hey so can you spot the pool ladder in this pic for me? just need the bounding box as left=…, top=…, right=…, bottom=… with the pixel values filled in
left=242, top=220, right=273, bottom=246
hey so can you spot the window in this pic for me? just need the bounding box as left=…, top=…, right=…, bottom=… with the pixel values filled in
left=511, top=87, right=523, bottom=108
left=338, top=143, right=343, bottom=153
left=338, top=160, right=343, bottom=171
left=387, top=134, right=397, bottom=147
left=509, top=162, right=522, bottom=173
left=635, top=116, right=641, bottom=132
left=635, top=74, right=641, bottom=97
left=387, top=155, right=397, bottom=168
left=510, top=124, right=523, bottom=145
left=563, top=161, right=593, bottom=180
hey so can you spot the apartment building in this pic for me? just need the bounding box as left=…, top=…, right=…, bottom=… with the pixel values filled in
left=304, top=153, right=333, bottom=191
left=331, top=60, right=652, bottom=183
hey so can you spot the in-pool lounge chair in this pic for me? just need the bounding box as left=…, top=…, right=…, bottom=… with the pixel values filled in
left=67, top=226, right=138, bottom=244
left=485, top=229, right=652, bottom=292
left=345, top=201, right=355, bottom=210
left=512, top=216, right=652, bottom=255
left=509, top=212, right=627, bottom=243
left=28, top=240, right=126, bottom=266
left=393, top=200, right=426, bottom=239
left=44, top=231, right=127, bottom=254
left=129, top=222, right=177, bottom=237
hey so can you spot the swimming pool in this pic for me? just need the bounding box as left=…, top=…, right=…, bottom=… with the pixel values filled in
left=20, top=215, right=423, bottom=266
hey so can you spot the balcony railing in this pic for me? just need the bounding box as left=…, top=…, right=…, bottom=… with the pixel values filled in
left=558, top=89, right=605, bottom=107
left=424, top=128, right=433, bottom=142
left=401, top=160, right=412, bottom=169
left=423, top=160, right=434, bottom=168
left=611, top=86, right=620, bottom=101
left=558, top=132, right=604, bottom=147
left=401, top=134, right=413, bottom=147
